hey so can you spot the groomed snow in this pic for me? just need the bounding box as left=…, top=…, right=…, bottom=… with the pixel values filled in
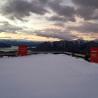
left=0, top=54, right=98, bottom=98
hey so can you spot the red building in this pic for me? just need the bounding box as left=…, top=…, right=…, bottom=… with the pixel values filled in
left=90, top=47, right=98, bottom=63
left=18, top=45, right=28, bottom=56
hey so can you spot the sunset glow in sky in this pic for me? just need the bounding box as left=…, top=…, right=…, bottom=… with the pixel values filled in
left=0, top=0, right=98, bottom=41
left=0, top=32, right=60, bottom=41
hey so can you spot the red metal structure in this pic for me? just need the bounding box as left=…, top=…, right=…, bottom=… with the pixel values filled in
left=18, top=45, right=28, bottom=56
left=90, top=47, right=98, bottom=63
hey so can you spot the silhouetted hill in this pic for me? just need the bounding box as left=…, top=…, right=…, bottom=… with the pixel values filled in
left=0, top=39, right=42, bottom=48
left=0, top=39, right=98, bottom=56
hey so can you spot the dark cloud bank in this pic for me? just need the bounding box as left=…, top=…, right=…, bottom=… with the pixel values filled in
left=1, top=0, right=48, bottom=19
left=72, top=0, right=98, bottom=20
left=1, top=0, right=98, bottom=20
left=0, top=21, right=22, bottom=33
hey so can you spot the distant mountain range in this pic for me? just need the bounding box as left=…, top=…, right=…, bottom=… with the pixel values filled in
left=0, top=39, right=98, bottom=56
left=0, top=39, right=42, bottom=48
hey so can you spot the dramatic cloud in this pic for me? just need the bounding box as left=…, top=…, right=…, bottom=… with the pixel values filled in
left=72, top=0, right=98, bottom=20
left=1, top=0, right=76, bottom=21
left=0, top=21, right=22, bottom=32
left=48, top=15, right=66, bottom=22
left=1, top=0, right=48, bottom=19
left=68, top=22, right=98, bottom=33
left=72, top=0, right=98, bottom=8
left=53, top=22, right=65, bottom=27
left=48, top=0, right=76, bottom=22
left=0, top=0, right=98, bottom=41
left=36, top=29, right=76, bottom=40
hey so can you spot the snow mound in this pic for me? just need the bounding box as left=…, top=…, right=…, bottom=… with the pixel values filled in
left=0, top=54, right=98, bottom=98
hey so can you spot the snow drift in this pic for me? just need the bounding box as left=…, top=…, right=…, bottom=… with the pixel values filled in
left=0, top=54, right=98, bottom=98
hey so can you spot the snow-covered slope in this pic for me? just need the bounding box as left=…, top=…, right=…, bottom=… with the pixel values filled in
left=0, top=54, right=98, bottom=98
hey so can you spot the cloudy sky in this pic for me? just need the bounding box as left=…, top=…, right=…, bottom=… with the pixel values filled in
left=0, top=0, right=98, bottom=41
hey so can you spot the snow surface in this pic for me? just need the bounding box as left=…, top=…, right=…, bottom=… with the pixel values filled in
left=0, top=54, right=98, bottom=98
